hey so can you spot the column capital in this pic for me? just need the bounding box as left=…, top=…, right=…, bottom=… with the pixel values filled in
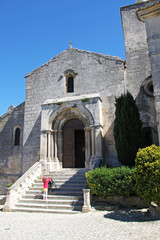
left=40, top=130, right=47, bottom=134
left=84, top=127, right=91, bottom=131
left=52, top=130, right=58, bottom=134
left=90, top=124, right=103, bottom=129
left=41, top=129, right=52, bottom=134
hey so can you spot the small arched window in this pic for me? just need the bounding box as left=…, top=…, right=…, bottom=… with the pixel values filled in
left=67, top=75, right=74, bottom=93
left=14, top=127, right=20, bottom=146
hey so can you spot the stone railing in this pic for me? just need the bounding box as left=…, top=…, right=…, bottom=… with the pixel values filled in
left=3, top=161, right=42, bottom=212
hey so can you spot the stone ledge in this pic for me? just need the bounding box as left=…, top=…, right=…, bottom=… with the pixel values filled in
left=91, top=195, right=148, bottom=209
left=149, top=203, right=160, bottom=217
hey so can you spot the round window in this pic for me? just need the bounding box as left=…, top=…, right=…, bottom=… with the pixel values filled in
left=143, top=77, right=154, bottom=97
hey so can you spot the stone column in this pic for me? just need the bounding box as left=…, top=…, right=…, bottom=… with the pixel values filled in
left=40, top=130, right=48, bottom=174
left=91, top=126, right=95, bottom=158
left=47, top=131, right=51, bottom=160
left=54, top=130, right=58, bottom=161
left=51, top=131, right=55, bottom=159
left=82, top=189, right=91, bottom=213
left=137, top=2, right=160, bottom=144
left=52, top=130, right=59, bottom=171
left=85, top=127, right=91, bottom=169
left=94, top=125, right=103, bottom=158
left=40, top=131, right=47, bottom=160
left=47, top=131, right=52, bottom=172
left=58, top=130, right=63, bottom=169
left=50, top=131, right=53, bottom=160
left=90, top=125, right=103, bottom=169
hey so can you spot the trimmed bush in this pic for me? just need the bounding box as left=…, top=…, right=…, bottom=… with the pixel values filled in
left=134, top=144, right=160, bottom=205
left=86, top=167, right=135, bottom=197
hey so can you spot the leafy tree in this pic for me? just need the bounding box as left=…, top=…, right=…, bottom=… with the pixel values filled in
left=113, top=91, right=143, bottom=166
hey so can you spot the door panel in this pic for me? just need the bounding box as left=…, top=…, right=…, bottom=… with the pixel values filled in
left=75, top=130, right=85, bottom=168
left=62, top=119, right=85, bottom=168
left=63, top=129, right=75, bottom=168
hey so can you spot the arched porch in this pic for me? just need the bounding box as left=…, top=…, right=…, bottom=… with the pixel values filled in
left=40, top=95, right=103, bottom=172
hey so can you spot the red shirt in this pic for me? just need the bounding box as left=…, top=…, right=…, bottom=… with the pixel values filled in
left=42, top=177, right=51, bottom=189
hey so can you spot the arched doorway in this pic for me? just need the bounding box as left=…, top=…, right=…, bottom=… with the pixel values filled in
left=63, top=119, right=85, bottom=168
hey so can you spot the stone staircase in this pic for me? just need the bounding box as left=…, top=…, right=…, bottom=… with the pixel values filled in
left=11, top=168, right=88, bottom=214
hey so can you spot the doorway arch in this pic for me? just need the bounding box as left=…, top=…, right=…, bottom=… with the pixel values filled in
left=44, top=105, right=95, bottom=170
left=63, top=119, right=85, bottom=168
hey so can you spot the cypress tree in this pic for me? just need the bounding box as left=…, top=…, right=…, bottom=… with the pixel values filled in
left=113, top=91, right=143, bottom=166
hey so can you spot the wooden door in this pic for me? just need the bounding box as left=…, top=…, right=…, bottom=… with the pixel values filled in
left=63, top=119, right=84, bottom=168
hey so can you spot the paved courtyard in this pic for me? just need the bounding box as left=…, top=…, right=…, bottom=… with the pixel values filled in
left=0, top=209, right=160, bottom=240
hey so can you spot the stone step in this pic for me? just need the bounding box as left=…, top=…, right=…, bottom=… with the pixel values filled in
left=36, top=178, right=87, bottom=183
left=49, top=168, right=87, bottom=174
left=15, top=202, right=82, bottom=211
left=26, top=189, right=83, bottom=196
left=34, top=182, right=87, bottom=188
left=12, top=168, right=87, bottom=214
left=19, top=198, right=83, bottom=206
left=22, top=194, right=83, bottom=201
left=49, top=190, right=83, bottom=196
left=39, top=176, right=87, bottom=181
left=30, top=185, right=86, bottom=191
left=11, top=207, right=81, bottom=214
left=50, top=187, right=84, bottom=192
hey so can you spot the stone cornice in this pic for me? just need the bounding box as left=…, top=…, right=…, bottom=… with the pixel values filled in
left=42, top=93, right=102, bottom=106
left=137, top=1, right=160, bottom=21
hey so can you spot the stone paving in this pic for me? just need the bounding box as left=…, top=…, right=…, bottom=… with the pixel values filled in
left=0, top=208, right=160, bottom=240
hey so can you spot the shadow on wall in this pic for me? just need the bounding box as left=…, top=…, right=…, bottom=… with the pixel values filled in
left=0, top=105, right=24, bottom=175
left=22, top=112, right=42, bottom=173
left=135, top=86, right=159, bottom=145
left=103, top=121, right=120, bottom=167
left=0, top=106, right=41, bottom=194
left=0, top=103, right=24, bottom=194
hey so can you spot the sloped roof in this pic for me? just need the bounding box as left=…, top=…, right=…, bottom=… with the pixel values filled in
left=25, top=47, right=123, bottom=78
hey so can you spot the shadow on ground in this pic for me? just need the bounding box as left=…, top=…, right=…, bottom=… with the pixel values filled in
left=104, top=209, right=160, bottom=222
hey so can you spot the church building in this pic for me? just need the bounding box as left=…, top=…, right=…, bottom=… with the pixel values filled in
left=0, top=0, right=160, bottom=194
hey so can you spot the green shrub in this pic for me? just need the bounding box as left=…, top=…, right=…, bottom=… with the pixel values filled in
left=56, top=102, right=63, bottom=106
left=81, top=98, right=90, bottom=102
left=86, top=166, right=135, bottom=197
left=6, top=183, right=13, bottom=188
left=134, top=144, right=160, bottom=205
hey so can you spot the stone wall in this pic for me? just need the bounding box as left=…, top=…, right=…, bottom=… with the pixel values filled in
left=23, top=48, right=125, bottom=171
left=121, top=2, right=158, bottom=144
left=0, top=103, right=24, bottom=194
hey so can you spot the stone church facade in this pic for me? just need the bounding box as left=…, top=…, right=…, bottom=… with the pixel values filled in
left=0, top=0, right=160, bottom=194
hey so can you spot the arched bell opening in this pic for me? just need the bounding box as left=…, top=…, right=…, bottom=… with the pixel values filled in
left=62, top=118, right=85, bottom=168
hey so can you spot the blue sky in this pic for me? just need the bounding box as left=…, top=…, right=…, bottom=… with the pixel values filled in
left=0, top=0, right=135, bottom=116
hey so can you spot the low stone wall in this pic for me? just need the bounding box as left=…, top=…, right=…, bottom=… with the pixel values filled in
left=91, top=195, right=148, bottom=210
left=3, top=161, right=42, bottom=212
left=149, top=203, right=160, bottom=217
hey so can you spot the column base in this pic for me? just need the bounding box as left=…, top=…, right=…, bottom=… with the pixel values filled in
left=40, top=159, right=48, bottom=174
left=85, top=160, right=90, bottom=170
left=90, top=156, right=103, bottom=169
left=82, top=205, right=91, bottom=213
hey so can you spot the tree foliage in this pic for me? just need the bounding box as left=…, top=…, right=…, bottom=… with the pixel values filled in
left=113, top=91, right=143, bottom=166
